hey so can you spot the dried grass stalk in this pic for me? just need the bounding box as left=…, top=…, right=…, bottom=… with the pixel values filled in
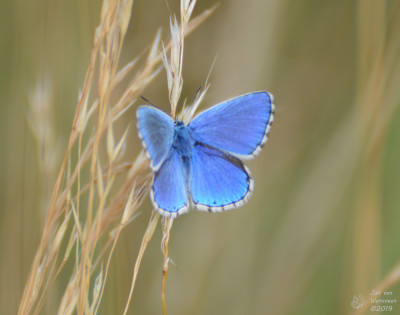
left=18, top=0, right=215, bottom=314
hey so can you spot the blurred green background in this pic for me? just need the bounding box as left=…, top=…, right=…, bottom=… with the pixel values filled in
left=1, top=0, right=400, bottom=314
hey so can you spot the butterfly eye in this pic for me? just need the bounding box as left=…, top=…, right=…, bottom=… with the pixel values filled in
left=174, top=120, right=184, bottom=127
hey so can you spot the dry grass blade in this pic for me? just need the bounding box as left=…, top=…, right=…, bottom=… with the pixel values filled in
left=161, top=217, right=174, bottom=315
left=157, top=1, right=201, bottom=312
left=123, top=211, right=160, bottom=315
left=18, top=0, right=215, bottom=314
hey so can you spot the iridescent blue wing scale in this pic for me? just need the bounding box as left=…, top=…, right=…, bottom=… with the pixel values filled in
left=190, top=144, right=253, bottom=212
left=136, top=106, right=174, bottom=171
left=188, top=92, right=274, bottom=159
left=151, top=149, right=189, bottom=217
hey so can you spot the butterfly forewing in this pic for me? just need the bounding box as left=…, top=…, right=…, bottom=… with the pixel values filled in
left=136, top=106, right=174, bottom=171
left=188, top=92, right=274, bottom=159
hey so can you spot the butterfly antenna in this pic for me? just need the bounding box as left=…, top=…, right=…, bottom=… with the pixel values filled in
left=140, top=95, right=156, bottom=106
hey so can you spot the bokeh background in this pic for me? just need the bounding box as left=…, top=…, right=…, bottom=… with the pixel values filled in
left=1, top=0, right=400, bottom=314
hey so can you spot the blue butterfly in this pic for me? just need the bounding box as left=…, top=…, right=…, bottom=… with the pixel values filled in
left=136, top=91, right=274, bottom=217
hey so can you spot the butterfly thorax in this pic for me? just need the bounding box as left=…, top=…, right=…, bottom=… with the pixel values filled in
left=173, top=120, right=194, bottom=159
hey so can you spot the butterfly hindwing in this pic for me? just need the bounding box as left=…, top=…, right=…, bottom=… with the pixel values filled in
left=151, top=149, right=189, bottom=217
left=188, top=92, right=274, bottom=159
left=136, top=106, right=174, bottom=171
left=190, top=144, right=253, bottom=212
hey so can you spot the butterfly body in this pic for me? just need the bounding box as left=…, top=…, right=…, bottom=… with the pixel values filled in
left=137, top=91, right=274, bottom=217
left=173, top=120, right=195, bottom=159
